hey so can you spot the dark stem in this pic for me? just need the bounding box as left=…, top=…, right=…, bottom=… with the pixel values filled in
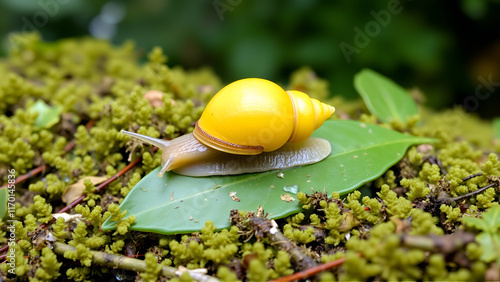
left=448, top=182, right=498, bottom=203
left=462, top=172, right=483, bottom=182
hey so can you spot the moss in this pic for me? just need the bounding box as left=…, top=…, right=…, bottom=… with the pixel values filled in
left=273, top=250, right=294, bottom=277
left=322, top=200, right=344, bottom=245
left=200, top=221, right=239, bottom=264
left=2, top=33, right=499, bottom=281
left=343, top=222, right=426, bottom=280
left=33, top=195, right=53, bottom=223
left=482, top=153, right=500, bottom=176
left=440, top=204, right=462, bottom=223
left=246, top=259, right=271, bottom=282
left=167, top=222, right=241, bottom=269
left=402, top=178, right=430, bottom=201
left=82, top=178, right=100, bottom=208
left=34, top=247, right=62, bottom=280
left=53, top=217, right=68, bottom=239
left=425, top=254, right=447, bottom=280
left=378, top=184, right=412, bottom=219
left=66, top=267, right=91, bottom=281
left=216, top=266, right=240, bottom=281
left=140, top=252, right=162, bottom=282
left=476, top=187, right=498, bottom=209
left=409, top=208, right=443, bottom=235
left=64, top=243, right=93, bottom=267
left=29, top=174, right=66, bottom=197
left=107, top=203, right=136, bottom=235
left=283, top=224, right=316, bottom=244
left=5, top=243, right=31, bottom=276
left=169, top=238, right=206, bottom=268
left=407, top=146, right=423, bottom=166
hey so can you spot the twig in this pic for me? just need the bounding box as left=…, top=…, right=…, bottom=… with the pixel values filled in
left=401, top=230, right=475, bottom=254
left=426, top=156, right=447, bottom=175
left=448, top=182, right=498, bottom=203
left=52, top=242, right=219, bottom=282
left=249, top=217, right=319, bottom=271
left=0, top=119, right=95, bottom=189
left=271, top=257, right=347, bottom=282
left=56, top=150, right=150, bottom=214
left=0, top=150, right=149, bottom=261
left=462, top=172, right=483, bottom=182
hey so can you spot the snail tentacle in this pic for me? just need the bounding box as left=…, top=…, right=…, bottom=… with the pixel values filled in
left=121, top=130, right=220, bottom=177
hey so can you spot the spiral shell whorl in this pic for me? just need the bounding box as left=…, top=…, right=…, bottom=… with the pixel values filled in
left=194, top=78, right=334, bottom=155
left=286, top=90, right=335, bottom=143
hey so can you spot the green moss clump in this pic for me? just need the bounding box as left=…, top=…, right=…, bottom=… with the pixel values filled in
left=140, top=252, right=162, bottom=282
left=33, top=195, right=53, bottom=223
left=2, top=33, right=500, bottom=281
left=378, top=185, right=412, bottom=219
left=34, top=247, right=62, bottom=280
left=107, top=203, right=136, bottom=235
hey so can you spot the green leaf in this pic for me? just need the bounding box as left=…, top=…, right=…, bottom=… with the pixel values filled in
left=0, top=188, right=7, bottom=219
left=28, top=100, right=61, bottom=129
left=101, top=120, right=435, bottom=234
left=462, top=206, right=500, bottom=263
left=476, top=233, right=500, bottom=263
left=494, top=118, right=500, bottom=140
left=354, top=69, right=418, bottom=123
left=462, top=205, right=500, bottom=233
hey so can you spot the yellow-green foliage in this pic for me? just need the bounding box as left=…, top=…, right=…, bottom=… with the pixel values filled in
left=409, top=208, right=443, bottom=235
left=107, top=203, right=136, bottom=235
left=402, top=178, right=430, bottom=201
left=322, top=200, right=344, bottom=245
left=440, top=204, right=462, bottom=223
left=377, top=185, right=412, bottom=218
left=482, top=153, right=500, bottom=176
left=35, top=247, right=62, bottom=280
left=169, top=221, right=239, bottom=268
left=66, top=267, right=91, bottom=281
left=33, top=195, right=53, bottom=223
left=283, top=224, right=316, bottom=244
left=273, top=250, right=294, bottom=277
left=83, top=178, right=100, bottom=208
left=407, top=146, right=423, bottom=166
left=64, top=243, right=93, bottom=267
left=217, top=266, right=240, bottom=281
left=2, top=32, right=499, bottom=281
left=345, top=190, right=382, bottom=224
left=140, top=252, right=162, bottom=282
left=342, top=222, right=426, bottom=281
left=53, top=217, right=68, bottom=239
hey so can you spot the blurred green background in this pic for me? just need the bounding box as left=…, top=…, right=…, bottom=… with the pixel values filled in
left=1, top=0, right=499, bottom=118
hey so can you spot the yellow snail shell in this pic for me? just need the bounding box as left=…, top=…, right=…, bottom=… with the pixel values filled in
left=121, top=78, right=335, bottom=176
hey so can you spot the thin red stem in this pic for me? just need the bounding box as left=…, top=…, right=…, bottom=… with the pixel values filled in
left=0, top=119, right=95, bottom=189
left=272, top=257, right=347, bottom=282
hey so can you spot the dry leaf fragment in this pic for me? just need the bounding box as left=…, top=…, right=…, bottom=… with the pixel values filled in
left=144, top=90, right=164, bottom=108
left=280, top=193, right=295, bottom=202
left=61, top=176, right=107, bottom=205
left=229, top=191, right=240, bottom=202
left=52, top=213, right=83, bottom=223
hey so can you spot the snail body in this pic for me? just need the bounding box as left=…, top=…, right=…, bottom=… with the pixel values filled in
left=122, top=78, right=335, bottom=177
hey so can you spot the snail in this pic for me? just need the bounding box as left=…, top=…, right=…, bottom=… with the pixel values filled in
left=122, top=78, right=335, bottom=177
